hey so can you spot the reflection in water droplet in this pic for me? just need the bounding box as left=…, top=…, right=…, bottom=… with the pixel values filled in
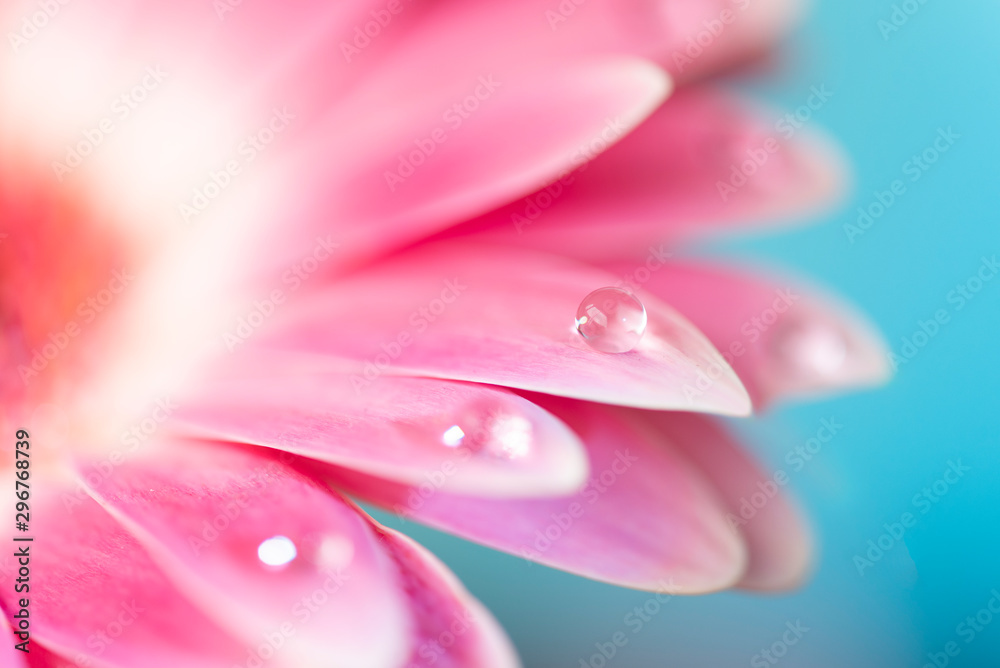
left=258, top=535, right=297, bottom=568
left=442, top=425, right=465, bottom=447
left=771, top=318, right=848, bottom=376
left=576, top=287, right=647, bottom=353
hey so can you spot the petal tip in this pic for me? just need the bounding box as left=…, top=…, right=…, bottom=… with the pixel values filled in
left=761, top=297, right=893, bottom=405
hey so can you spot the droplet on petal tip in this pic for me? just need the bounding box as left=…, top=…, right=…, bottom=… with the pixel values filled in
left=257, top=535, right=297, bottom=569
left=576, top=287, right=647, bottom=353
left=770, top=317, right=848, bottom=377
left=439, top=410, right=534, bottom=460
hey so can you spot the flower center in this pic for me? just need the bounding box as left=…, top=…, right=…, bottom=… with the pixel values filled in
left=1, top=161, right=131, bottom=428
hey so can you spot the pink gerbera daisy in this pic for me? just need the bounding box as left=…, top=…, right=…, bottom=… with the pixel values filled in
left=1, top=0, right=888, bottom=665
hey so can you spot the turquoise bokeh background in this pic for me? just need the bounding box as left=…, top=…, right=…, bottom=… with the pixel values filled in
left=374, top=0, right=1000, bottom=664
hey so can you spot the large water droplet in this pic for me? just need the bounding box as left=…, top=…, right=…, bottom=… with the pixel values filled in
left=771, top=318, right=847, bottom=376
left=576, top=287, right=647, bottom=353
left=257, top=535, right=297, bottom=568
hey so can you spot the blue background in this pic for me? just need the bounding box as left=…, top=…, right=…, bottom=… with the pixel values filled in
left=374, top=0, right=1000, bottom=665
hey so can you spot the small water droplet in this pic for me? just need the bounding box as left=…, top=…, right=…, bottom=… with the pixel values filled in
left=771, top=318, right=848, bottom=376
left=576, top=287, right=647, bottom=353
left=442, top=425, right=465, bottom=447
left=257, top=535, right=297, bottom=568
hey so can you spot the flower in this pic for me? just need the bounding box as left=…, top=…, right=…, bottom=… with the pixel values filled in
left=0, top=0, right=889, bottom=666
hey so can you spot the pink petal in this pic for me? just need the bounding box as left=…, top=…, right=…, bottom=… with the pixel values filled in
left=640, top=411, right=812, bottom=590
left=622, top=261, right=891, bottom=408
left=0, top=0, right=400, bottom=131
left=654, top=0, right=804, bottom=81
left=372, top=526, right=521, bottom=667
left=384, top=0, right=801, bottom=83
left=0, top=478, right=247, bottom=668
left=176, top=366, right=588, bottom=498
left=259, top=242, right=750, bottom=415
left=271, top=58, right=670, bottom=269
left=18, top=645, right=73, bottom=668
left=80, top=440, right=413, bottom=668
left=448, top=88, right=845, bottom=262
left=310, top=395, right=747, bottom=594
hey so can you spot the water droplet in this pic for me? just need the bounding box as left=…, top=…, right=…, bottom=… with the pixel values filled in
left=576, top=287, right=647, bottom=353
left=257, top=535, right=297, bottom=568
left=438, top=406, right=535, bottom=460
left=442, top=425, right=465, bottom=447
left=771, top=318, right=847, bottom=376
